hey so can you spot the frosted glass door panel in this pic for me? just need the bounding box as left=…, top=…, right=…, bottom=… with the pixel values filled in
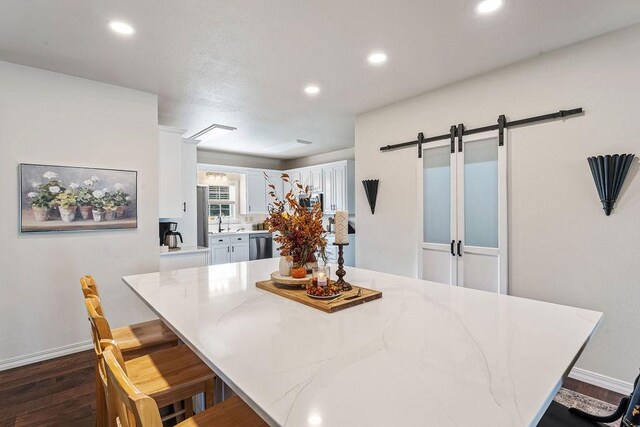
left=423, top=147, right=451, bottom=244
left=464, top=138, right=498, bottom=248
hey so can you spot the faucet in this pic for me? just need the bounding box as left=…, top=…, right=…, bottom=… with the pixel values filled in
left=218, top=215, right=223, bottom=233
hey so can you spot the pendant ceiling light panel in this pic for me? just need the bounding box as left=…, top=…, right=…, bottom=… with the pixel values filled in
left=362, top=179, right=379, bottom=214
left=587, top=153, right=635, bottom=216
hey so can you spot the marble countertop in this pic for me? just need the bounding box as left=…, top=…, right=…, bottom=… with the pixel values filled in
left=122, top=259, right=602, bottom=426
left=159, top=246, right=209, bottom=257
left=209, top=229, right=270, bottom=236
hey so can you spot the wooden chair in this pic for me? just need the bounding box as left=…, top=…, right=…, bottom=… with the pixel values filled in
left=103, top=345, right=267, bottom=427
left=80, top=275, right=178, bottom=358
left=85, top=297, right=215, bottom=427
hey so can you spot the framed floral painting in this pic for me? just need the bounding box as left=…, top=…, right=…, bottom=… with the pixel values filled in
left=19, top=163, right=137, bottom=232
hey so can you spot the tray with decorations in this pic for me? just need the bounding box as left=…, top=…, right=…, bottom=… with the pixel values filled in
left=255, top=279, right=383, bottom=313
left=305, top=280, right=341, bottom=299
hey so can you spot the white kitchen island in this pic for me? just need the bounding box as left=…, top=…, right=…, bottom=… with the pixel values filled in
left=122, top=259, right=602, bottom=427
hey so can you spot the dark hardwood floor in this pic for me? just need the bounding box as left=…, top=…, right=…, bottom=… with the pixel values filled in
left=0, top=350, right=628, bottom=426
left=0, top=350, right=95, bottom=427
left=562, top=376, right=626, bottom=405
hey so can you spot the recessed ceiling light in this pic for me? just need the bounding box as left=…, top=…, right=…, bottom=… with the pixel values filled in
left=476, top=0, right=503, bottom=14
left=304, top=85, right=320, bottom=95
left=368, top=52, right=388, bottom=65
left=108, top=21, right=135, bottom=35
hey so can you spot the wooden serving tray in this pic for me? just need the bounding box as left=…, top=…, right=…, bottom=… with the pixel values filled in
left=256, top=280, right=382, bottom=313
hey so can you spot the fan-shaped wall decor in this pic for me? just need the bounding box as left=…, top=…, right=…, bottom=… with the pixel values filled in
left=362, top=179, right=379, bottom=214
left=587, top=154, right=635, bottom=216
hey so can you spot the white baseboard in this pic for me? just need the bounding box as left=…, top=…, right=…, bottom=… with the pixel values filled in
left=0, top=340, right=93, bottom=372
left=569, top=367, right=633, bottom=395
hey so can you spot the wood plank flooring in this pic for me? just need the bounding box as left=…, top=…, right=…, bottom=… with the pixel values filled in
left=0, top=350, right=95, bottom=427
left=0, top=350, right=629, bottom=426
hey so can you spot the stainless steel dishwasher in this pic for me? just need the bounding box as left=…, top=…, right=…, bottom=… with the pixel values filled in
left=249, top=233, right=273, bottom=260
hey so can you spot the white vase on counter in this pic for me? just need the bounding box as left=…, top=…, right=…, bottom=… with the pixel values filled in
left=279, top=256, right=293, bottom=276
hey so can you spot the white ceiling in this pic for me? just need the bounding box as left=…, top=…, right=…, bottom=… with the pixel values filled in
left=1, top=1, right=639, bottom=159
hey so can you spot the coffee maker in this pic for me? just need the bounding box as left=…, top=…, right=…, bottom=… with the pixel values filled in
left=159, top=222, right=183, bottom=249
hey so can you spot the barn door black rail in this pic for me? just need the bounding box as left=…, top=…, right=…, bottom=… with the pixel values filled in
left=379, top=107, right=583, bottom=156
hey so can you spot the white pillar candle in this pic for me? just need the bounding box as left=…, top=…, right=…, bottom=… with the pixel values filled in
left=334, top=210, right=349, bottom=244
left=317, top=272, right=327, bottom=287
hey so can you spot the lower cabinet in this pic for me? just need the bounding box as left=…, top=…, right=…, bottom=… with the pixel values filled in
left=209, top=234, right=250, bottom=265
left=230, top=241, right=249, bottom=263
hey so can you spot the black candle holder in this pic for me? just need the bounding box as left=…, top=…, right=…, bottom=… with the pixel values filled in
left=332, top=242, right=352, bottom=291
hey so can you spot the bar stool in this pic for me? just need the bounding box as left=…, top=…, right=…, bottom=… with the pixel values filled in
left=103, top=345, right=267, bottom=427
left=80, top=275, right=178, bottom=359
left=85, top=296, right=215, bottom=426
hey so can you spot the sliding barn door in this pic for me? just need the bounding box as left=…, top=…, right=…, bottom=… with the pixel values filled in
left=421, top=130, right=508, bottom=294
left=456, top=131, right=508, bottom=294
left=421, top=141, right=457, bottom=285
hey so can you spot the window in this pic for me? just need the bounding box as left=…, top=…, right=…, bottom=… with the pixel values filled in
left=208, top=185, right=236, bottom=220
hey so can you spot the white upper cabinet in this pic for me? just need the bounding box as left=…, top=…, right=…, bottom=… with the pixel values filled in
left=242, top=173, right=268, bottom=214
left=310, top=168, right=323, bottom=193
left=158, top=126, right=186, bottom=218
left=286, top=160, right=354, bottom=215
left=264, top=170, right=284, bottom=200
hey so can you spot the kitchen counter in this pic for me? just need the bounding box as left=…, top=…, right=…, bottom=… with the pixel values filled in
left=208, top=229, right=270, bottom=236
left=123, top=259, right=602, bottom=426
left=159, top=246, right=210, bottom=257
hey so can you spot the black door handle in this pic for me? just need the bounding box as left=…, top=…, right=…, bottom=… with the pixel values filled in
left=457, top=240, right=462, bottom=257
left=450, top=240, right=455, bottom=256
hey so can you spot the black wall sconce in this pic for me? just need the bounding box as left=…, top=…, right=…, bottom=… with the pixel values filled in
left=362, top=179, right=379, bottom=214
left=587, top=154, right=635, bottom=216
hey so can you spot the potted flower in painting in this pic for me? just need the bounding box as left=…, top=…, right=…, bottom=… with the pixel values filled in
left=91, top=189, right=107, bottom=222
left=265, top=173, right=327, bottom=278
left=77, top=176, right=98, bottom=219
left=56, top=184, right=79, bottom=222
left=112, top=183, right=130, bottom=219
left=103, top=192, right=118, bottom=221
left=27, top=171, right=63, bottom=221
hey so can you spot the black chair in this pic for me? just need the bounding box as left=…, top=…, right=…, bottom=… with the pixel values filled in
left=538, top=373, right=639, bottom=426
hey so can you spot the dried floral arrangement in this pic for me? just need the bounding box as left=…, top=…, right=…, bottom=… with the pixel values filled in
left=265, top=173, right=327, bottom=267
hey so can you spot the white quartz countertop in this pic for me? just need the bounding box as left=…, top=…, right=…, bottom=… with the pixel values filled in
left=159, top=246, right=209, bottom=257
left=122, top=259, right=602, bottom=427
left=208, top=229, right=270, bottom=236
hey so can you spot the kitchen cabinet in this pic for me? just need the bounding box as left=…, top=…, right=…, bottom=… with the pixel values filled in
left=208, top=234, right=250, bottom=264
left=323, top=164, right=348, bottom=214
left=209, top=235, right=230, bottom=265
left=286, top=160, right=354, bottom=215
left=310, top=168, right=323, bottom=193
left=241, top=173, right=268, bottom=214
left=230, top=241, right=249, bottom=263
left=299, top=169, right=311, bottom=191
left=158, top=126, right=186, bottom=218
left=264, top=171, right=284, bottom=203
left=211, top=245, right=230, bottom=265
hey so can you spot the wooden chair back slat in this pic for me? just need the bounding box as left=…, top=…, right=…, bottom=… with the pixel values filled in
left=80, top=274, right=100, bottom=298
left=103, top=346, right=164, bottom=427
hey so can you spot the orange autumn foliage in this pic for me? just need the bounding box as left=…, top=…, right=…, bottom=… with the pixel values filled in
left=265, top=173, right=327, bottom=266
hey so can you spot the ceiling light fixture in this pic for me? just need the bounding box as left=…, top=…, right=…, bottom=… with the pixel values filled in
left=189, top=124, right=236, bottom=141
left=367, top=52, right=388, bottom=65
left=108, top=21, right=135, bottom=35
left=304, top=85, right=320, bottom=95
left=206, top=172, right=228, bottom=181
left=476, top=0, right=504, bottom=14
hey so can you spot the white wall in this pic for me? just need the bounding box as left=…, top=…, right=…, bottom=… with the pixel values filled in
left=198, top=149, right=284, bottom=170
left=282, top=147, right=355, bottom=169
left=356, top=25, right=640, bottom=383
left=0, top=61, right=159, bottom=368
